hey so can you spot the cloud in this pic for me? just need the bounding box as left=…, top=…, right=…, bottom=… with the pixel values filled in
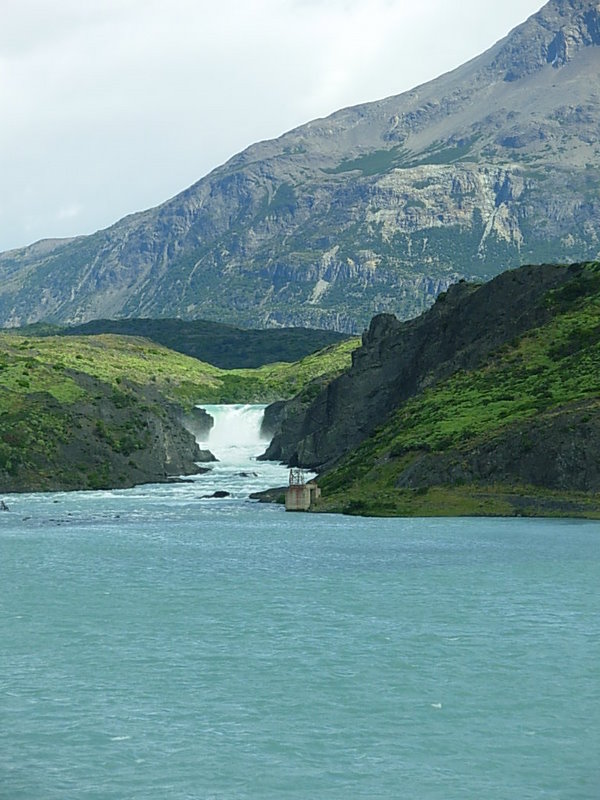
left=57, top=203, right=83, bottom=221
left=0, top=0, right=544, bottom=251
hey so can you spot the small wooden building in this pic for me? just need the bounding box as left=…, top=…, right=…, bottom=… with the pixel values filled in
left=285, top=469, right=321, bottom=512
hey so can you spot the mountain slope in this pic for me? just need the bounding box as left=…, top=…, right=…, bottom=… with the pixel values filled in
left=1, top=0, right=600, bottom=332
left=263, top=261, right=600, bottom=517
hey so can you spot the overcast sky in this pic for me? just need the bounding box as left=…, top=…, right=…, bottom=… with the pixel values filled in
left=0, top=0, right=544, bottom=252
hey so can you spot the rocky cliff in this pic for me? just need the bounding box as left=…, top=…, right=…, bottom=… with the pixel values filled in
left=0, top=376, right=205, bottom=493
left=262, top=260, right=600, bottom=517
left=262, top=263, right=582, bottom=469
left=1, top=0, right=600, bottom=332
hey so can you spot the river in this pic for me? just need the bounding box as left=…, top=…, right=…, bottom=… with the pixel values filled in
left=1, top=405, right=598, bottom=798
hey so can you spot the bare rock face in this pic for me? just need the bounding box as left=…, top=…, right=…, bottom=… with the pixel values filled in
left=1, top=1, right=600, bottom=332
left=492, top=0, right=600, bottom=78
left=181, top=406, right=214, bottom=441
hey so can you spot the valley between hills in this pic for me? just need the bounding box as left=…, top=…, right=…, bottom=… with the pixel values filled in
left=0, top=327, right=358, bottom=493
left=1, top=1, right=600, bottom=516
left=1, top=261, right=599, bottom=519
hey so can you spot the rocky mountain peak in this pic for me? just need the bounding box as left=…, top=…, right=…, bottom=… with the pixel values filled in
left=491, top=0, right=600, bottom=80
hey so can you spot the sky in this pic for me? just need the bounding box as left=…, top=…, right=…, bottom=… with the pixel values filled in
left=0, top=0, right=545, bottom=253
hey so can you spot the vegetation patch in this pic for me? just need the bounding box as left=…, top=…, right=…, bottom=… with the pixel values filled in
left=325, top=138, right=480, bottom=178
left=17, top=316, right=351, bottom=370
left=316, top=262, right=600, bottom=517
left=326, top=147, right=411, bottom=176
left=0, top=330, right=358, bottom=491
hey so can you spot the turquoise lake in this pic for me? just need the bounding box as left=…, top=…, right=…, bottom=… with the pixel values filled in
left=1, top=406, right=599, bottom=799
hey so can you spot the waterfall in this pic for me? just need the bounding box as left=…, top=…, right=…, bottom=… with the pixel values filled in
left=196, top=404, right=270, bottom=466
left=192, top=403, right=304, bottom=500
left=202, top=404, right=267, bottom=452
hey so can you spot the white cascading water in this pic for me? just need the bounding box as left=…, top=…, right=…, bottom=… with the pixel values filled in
left=195, top=404, right=291, bottom=499
left=203, top=404, right=267, bottom=457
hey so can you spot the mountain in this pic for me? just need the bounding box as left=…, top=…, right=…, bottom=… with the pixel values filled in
left=1, top=0, right=600, bottom=332
left=261, top=261, right=600, bottom=518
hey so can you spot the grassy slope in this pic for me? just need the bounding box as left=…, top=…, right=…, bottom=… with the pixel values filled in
left=0, top=333, right=359, bottom=405
left=316, top=264, right=600, bottom=518
left=0, top=333, right=359, bottom=490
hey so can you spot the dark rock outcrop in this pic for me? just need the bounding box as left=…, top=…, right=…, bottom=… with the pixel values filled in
left=260, top=401, right=286, bottom=439
left=264, top=263, right=582, bottom=471
left=181, top=406, right=214, bottom=441
left=0, top=376, right=206, bottom=493
left=249, top=487, right=286, bottom=504
left=197, top=449, right=217, bottom=463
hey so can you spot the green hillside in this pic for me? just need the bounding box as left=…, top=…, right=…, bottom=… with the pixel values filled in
left=315, top=264, right=600, bottom=518
left=0, top=333, right=358, bottom=492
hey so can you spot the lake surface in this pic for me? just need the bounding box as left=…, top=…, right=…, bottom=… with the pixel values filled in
left=1, top=406, right=599, bottom=799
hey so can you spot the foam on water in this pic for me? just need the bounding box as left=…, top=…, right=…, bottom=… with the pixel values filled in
left=202, top=403, right=267, bottom=452
left=194, top=403, right=296, bottom=499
